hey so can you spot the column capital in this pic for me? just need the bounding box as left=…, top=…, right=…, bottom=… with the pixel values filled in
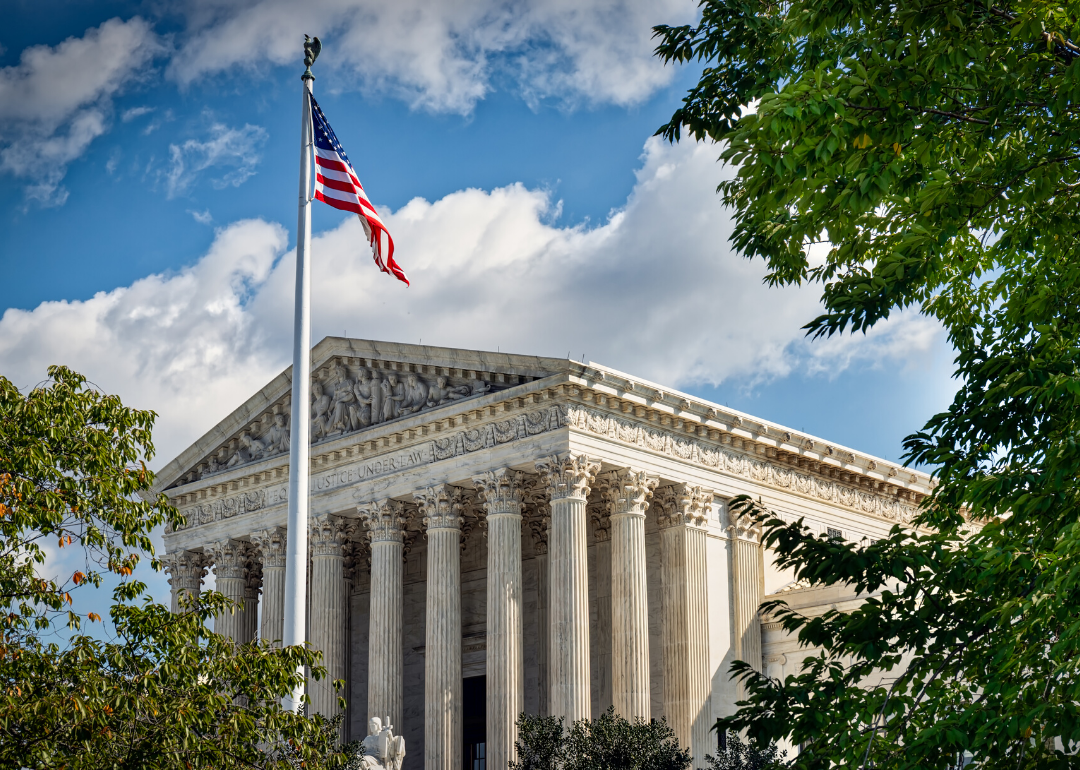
left=534, top=453, right=600, bottom=502
left=654, top=484, right=713, bottom=530
left=602, top=467, right=657, bottom=518
left=208, top=539, right=248, bottom=580
left=310, top=513, right=348, bottom=557
left=251, top=528, right=287, bottom=568
left=161, top=550, right=207, bottom=593
left=358, top=499, right=408, bottom=543
left=414, top=483, right=465, bottom=531
left=473, top=468, right=525, bottom=518
left=730, top=506, right=764, bottom=542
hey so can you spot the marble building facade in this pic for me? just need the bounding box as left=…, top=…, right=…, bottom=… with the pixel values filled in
left=155, top=338, right=931, bottom=770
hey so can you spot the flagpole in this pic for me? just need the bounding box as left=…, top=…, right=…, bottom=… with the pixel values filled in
left=282, top=37, right=318, bottom=713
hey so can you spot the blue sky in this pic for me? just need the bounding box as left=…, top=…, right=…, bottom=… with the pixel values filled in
left=1, top=1, right=954, bottom=615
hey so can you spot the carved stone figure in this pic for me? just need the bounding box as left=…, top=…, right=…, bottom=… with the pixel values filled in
left=369, top=370, right=385, bottom=425
left=359, top=716, right=406, bottom=770
left=381, top=373, right=404, bottom=423
left=401, top=373, right=429, bottom=414
left=328, top=364, right=357, bottom=435
left=311, top=380, right=331, bottom=439
left=351, top=368, right=374, bottom=429
left=263, top=413, right=290, bottom=454
left=426, top=375, right=471, bottom=407
left=225, top=432, right=264, bottom=469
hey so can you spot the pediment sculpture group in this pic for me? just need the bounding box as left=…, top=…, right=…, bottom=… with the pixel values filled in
left=200, top=360, right=493, bottom=479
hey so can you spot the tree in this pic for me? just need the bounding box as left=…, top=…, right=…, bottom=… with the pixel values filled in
left=653, top=1, right=1080, bottom=768
left=0, top=366, right=343, bottom=768
left=512, top=707, right=691, bottom=770
left=707, top=731, right=781, bottom=770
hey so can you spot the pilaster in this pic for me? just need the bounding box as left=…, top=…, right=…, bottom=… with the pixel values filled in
left=730, top=507, right=765, bottom=687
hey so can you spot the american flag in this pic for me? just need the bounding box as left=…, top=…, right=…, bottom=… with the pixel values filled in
left=310, top=94, right=409, bottom=286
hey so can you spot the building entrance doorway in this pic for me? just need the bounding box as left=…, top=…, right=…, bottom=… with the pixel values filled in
left=463, top=675, right=486, bottom=770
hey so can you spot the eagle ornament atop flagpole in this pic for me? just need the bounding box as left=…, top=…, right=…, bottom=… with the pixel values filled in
left=281, top=35, right=408, bottom=714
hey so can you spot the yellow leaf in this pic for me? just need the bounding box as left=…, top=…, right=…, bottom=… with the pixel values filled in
left=892, top=142, right=902, bottom=155
left=854, top=133, right=873, bottom=149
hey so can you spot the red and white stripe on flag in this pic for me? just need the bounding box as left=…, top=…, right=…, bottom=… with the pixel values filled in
left=310, top=95, right=409, bottom=286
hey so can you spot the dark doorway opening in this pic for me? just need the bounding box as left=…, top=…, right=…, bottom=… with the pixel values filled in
left=463, top=675, right=486, bottom=770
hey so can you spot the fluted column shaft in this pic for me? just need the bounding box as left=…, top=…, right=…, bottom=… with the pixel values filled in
left=475, top=470, right=525, bottom=770
left=416, top=485, right=465, bottom=770
left=162, top=551, right=206, bottom=613
left=732, top=514, right=765, bottom=679
left=526, top=505, right=550, bottom=717
left=210, top=540, right=248, bottom=641
left=536, top=454, right=599, bottom=724
left=657, top=485, right=713, bottom=766
left=252, top=529, right=287, bottom=646
left=607, top=468, right=656, bottom=721
left=591, top=505, right=613, bottom=714
left=359, top=499, right=407, bottom=732
left=309, top=514, right=348, bottom=726
left=240, top=564, right=261, bottom=644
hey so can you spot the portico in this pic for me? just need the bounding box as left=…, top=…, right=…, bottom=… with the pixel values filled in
left=156, top=338, right=930, bottom=770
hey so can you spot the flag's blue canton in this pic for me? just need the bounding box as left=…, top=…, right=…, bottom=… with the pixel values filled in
left=310, top=95, right=352, bottom=168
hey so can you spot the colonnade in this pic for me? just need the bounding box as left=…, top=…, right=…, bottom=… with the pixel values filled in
left=163, top=453, right=759, bottom=770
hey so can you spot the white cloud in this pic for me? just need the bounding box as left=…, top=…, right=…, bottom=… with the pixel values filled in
left=188, top=208, right=213, bottom=224
left=164, top=121, right=267, bottom=198
left=122, top=105, right=155, bottom=122
left=0, top=17, right=163, bottom=206
left=0, top=136, right=937, bottom=470
left=169, top=0, right=697, bottom=114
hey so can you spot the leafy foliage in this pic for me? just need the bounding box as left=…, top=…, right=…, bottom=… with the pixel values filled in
left=653, top=1, right=1080, bottom=768
left=706, top=731, right=781, bottom=770
left=512, top=707, right=692, bottom=770
left=0, top=367, right=344, bottom=768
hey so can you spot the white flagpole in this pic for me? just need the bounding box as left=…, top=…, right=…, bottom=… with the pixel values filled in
left=282, top=38, right=318, bottom=713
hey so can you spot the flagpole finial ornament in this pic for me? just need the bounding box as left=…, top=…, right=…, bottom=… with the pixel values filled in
left=302, top=35, right=322, bottom=80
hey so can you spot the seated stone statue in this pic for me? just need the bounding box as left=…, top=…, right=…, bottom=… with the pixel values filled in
left=359, top=716, right=405, bottom=770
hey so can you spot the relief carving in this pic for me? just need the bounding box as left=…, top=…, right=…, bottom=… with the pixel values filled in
left=192, top=359, right=502, bottom=481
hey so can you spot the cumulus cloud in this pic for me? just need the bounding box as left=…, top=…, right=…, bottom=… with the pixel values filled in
left=0, top=17, right=163, bottom=206
left=0, top=137, right=938, bottom=468
left=164, top=121, right=267, bottom=198
left=169, top=0, right=697, bottom=114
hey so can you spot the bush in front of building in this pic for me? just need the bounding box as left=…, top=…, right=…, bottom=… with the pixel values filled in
left=512, top=707, right=691, bottom=770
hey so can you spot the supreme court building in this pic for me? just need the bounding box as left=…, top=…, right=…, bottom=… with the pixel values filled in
left=156, top=338, right=931, bottom=770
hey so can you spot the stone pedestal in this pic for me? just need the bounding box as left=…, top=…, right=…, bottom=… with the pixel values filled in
left=251, top=529, right=287, bottom=646
left=209, top=540, right=248, bottom=641
left=474, top=469, right=525, bottom=770
left=656, top=484, right=713, bottom=765
left=309, top=514, right=348, bottom=728
left=358, top=498, right=407, bottom=732
left=536, top=454, right=599, bottom=724
left=162, top=551, right=207, bottom=613
left=605, top=468, right=656, bottom=721
left=415, top=484, right=465, bottom=770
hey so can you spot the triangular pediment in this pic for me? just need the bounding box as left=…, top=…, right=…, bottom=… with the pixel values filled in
left=154, top=337, right=571, bottom=492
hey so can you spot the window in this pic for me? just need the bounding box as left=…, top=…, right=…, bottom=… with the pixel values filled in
left=827, top=527, right=843, bottom=541
left=469, top=742, right=486, bottom=770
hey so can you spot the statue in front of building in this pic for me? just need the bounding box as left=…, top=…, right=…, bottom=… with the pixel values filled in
left=358, top=716, right=405, bottom=770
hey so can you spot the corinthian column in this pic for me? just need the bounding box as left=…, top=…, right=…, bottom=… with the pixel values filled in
left=731, top=508, right=765, bottom=682
left=589, top=497, right=613, bottom=714
left=209, top=540, right=248, bottom=641
left=656, top=484, right=713, bottom=765
left=357, top=498, right=407, bottom=732
left=162, top=551, right=207, bottom=613
left=251, top=528, right=287, bottom=646
left=241, top=561, right=261, bottom=644
left=605, top=468, right=657, bottom=721
left=309, top=514, right=348, bottom=726
left=474, top=469, right=525, bottom=770
left=535, top=453, right=599, bottom=723
left=414, top=484, right=465, bottom=770
left=525, top=495, right=550, bottom=717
